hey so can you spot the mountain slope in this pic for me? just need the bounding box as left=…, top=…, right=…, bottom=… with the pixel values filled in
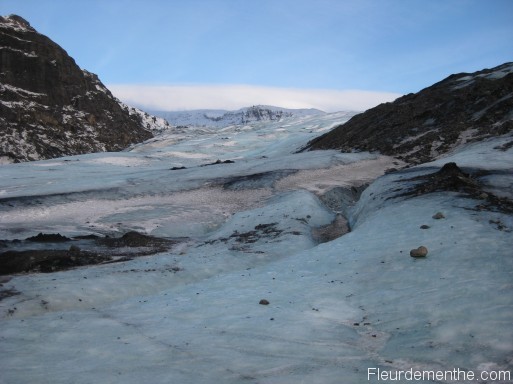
left=0, top=15, right=154, bottom=163
left=305, top=62, right=513, bottom=164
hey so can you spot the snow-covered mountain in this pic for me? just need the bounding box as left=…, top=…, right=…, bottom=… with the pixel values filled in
left=151, top=105, right=326, bottom=128
left=0, top=15, right=168, bottom=163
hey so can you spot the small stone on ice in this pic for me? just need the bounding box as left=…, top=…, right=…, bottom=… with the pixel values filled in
left=410, top=246, right=428, bottom=258
left=259, top=299, right=270, bottom=305
left=432, top=212, right=445, bottom=219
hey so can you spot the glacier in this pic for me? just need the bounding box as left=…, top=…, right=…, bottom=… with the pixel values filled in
left=0, top=111, right=512, bottom=383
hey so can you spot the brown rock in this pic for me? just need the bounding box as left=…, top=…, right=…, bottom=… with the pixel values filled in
left=410, top=246, right=428, bottom=258
left=432, top=212, right=445, bottom=219
left=259, top=299, right=270, bottom=305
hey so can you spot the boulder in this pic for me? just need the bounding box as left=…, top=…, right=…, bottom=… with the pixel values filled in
left=410, top=246, right=428, bottom=258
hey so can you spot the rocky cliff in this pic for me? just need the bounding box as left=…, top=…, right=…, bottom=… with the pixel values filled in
left=0, top=15, right=154, bottom=163
left=305, top=62, right=513, bottom=164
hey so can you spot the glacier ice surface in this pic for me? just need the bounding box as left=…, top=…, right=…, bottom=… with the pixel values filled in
left=0, top=113, right=512, bottom=383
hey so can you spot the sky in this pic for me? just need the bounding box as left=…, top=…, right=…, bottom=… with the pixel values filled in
left=1, top=0, right=512, bottom=112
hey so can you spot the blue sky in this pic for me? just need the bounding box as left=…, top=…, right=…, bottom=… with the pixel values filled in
left=2, top=0, right=512, bottom=111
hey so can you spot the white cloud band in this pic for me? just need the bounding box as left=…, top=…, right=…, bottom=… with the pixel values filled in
left=108, top=84, right=401, bottom=112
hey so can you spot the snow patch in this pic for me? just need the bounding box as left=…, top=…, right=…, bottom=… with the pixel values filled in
left=0, top=46, right=37, bottom=57
left=452, top=63, right=513, bottom=90
left=0, top=83, right=46, bottom=98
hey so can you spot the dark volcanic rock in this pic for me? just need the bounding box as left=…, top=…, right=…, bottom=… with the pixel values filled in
left=305, top=63, right=513, bottom=164
left=399, top=162, right=481, bottom=200
left=201, top=159, right=236, bottom=167
left=27, top=232, right=71, bottom=243
left=222, top=170, right=297, bottom=190
left=229, top=223, right=283, bottom=244
left=97, top=231, right=174, bottom=250
left=0, top=15, right=153, bottom=162
left=0, top=231, right=179, bottom=274
left=399, top=162, right=513, bottom=214
left=0, top=248, right=111, bottom=274
left=408, top=162, right=480, bottom=196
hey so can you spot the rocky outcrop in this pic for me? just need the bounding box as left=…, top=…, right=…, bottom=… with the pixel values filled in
left=0, top=15, right=154, bottom=162
left=240, top=106, right=295, bottom=124
left=305, top=62, right=513, bottom=164
left=401, top=162, right=513, bottom=214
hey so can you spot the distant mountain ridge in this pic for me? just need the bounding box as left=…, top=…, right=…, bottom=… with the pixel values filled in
left=305, top=62, right=513, bottom=164
left=0, top=14, right=166, bottom=163
left=151, top=105, right=325, bottom=128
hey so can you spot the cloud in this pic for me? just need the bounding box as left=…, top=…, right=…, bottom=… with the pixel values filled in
left=108, top=84, right=402, bottom=112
